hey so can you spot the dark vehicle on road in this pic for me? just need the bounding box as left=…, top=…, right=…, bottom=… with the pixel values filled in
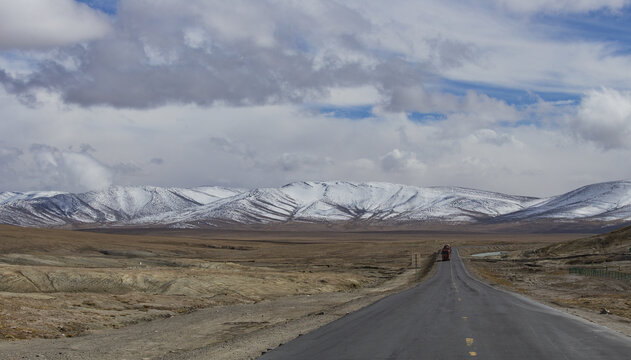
left=441, top=244, right=451, bottom=261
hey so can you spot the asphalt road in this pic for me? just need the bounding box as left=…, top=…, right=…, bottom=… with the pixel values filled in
left=259, top=249, right=631, bottom=359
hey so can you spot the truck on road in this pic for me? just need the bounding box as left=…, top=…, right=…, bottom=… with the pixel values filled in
left=441, top=244, right=451, bottom=261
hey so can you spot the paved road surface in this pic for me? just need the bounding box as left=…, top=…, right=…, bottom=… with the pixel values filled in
left=260, top=249, right=631, bottom=359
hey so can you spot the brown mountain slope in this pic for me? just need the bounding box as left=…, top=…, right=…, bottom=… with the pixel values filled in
left=527, top=224, right=631, bottom=258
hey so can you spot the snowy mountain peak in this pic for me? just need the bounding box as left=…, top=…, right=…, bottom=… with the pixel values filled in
left=1, top=180, right=630, bottom=228
left=496, top=180, right=631, bottom=222
left=0, top=185, right=243, bottom=227
left=0, top=191, right=69, bottom=205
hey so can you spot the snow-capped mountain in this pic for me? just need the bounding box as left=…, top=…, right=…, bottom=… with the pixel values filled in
left=494, top=180, right=631, bottom=222
left=150, top=181, right=539, bottom=227
left=0, top=186, right=242, bottom=227
left=1, top=180, right=630, bottom=228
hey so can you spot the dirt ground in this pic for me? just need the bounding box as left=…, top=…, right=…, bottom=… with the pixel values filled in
left=1, top=223, right=622, bottom=359
left=462, top=225, right=631, bottom=337
left=0, top=225, right=452, bottom=342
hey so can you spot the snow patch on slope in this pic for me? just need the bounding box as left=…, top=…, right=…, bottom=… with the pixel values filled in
left=2, top=180, right=631, bottom=228
left=498, top=181, right=631, bottom=221
left=0, top=186, right=244, bottom=227
left=167, top=181, right=539, bottom=226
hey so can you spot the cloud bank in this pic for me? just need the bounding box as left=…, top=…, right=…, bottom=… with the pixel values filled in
left=29, top=144, right=113, bottom=191
left=1, top=0, right=631, bottom=196
left=2, top=0, right=630, bottom=110
left=492, top=0, right=631, bottom=14
left=0, top=0, right=423, bottom=109
left=0, top=0, right=111, bottom=49
left=572, top=88, right=631, bottom=149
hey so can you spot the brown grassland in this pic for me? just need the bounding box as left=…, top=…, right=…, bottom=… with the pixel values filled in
left=463, top=224, right=631, bottom=334
left=0, top=223, right=629, bottom=358
left=0, top=224, right=449, bottom=341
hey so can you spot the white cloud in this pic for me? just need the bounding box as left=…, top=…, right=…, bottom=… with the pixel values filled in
left=387, top=87, right=522, bottom=139
left=183, top=27, right=210, bottom=49
left=471, top=129, right=516, bottom=146
left=62, top=152, right=113, bottom=190
left=30, top=145, right=112, bottom=191
left=196, top=1, right=279, bottom=48
left=0, top=146, right=22, bottom=163
left=276, top=153, right=333, bottom=172
left=356, top=0, right=631, bottom=94
left=1, top=90, right=631, bottom=196
left=571, top=88, right=631, bottom=149
left=0, top=146, right=22, bottom=181
left=1, top=1, right=631, bottom=198
left=380, top=149, right=426, bottom=173
left=0, top=0, right=397, bottom=108
left=314, top=86, right=382, bottom=106
left=492, top=0, right=630, bottom=14
left=388, top=85, right=459, bottom=113
left=2, top=0, right=631, bottom=109
left=349, top=158, right=376, bottom=170
left=0, top=0, right=111, bottom=49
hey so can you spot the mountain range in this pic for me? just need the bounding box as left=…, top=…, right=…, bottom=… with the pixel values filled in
left=1, top=180, right=630, bottom=230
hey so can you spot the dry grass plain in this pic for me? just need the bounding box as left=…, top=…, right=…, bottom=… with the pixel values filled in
left=0, top=223, right=615, bottom=358
left=0, top=225, right=449, bottom=342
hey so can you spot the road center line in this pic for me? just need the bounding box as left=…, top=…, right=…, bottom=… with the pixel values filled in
left=466, top=338, right=477, bottom=356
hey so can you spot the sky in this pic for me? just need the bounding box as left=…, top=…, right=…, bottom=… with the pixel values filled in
left=1, top=0, right=631, bottom=197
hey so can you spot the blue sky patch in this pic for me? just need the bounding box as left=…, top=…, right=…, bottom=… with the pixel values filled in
left=318, top=105, right=374, bottom=119
left=407, top=112, right=446, bottom=123
left=532, top=8, right=631, bottom=54
left=440, top=78, right=581, bottom=106
left=76, top=0, right=118, bottom=15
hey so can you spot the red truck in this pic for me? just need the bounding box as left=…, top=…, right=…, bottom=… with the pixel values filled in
left=441, top=244, right=451, bottom=261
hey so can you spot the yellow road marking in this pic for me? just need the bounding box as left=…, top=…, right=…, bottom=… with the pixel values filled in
left=462, top=316, right=468, bottom=320
left=466, top=338, right=474, bottom=346
left=469, top=351, right=477, bottom=356
left=458, top=297, right=462, bottom=302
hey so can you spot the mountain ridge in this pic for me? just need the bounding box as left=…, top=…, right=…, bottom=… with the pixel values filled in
left=1, top=180, right=630, bottom=229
